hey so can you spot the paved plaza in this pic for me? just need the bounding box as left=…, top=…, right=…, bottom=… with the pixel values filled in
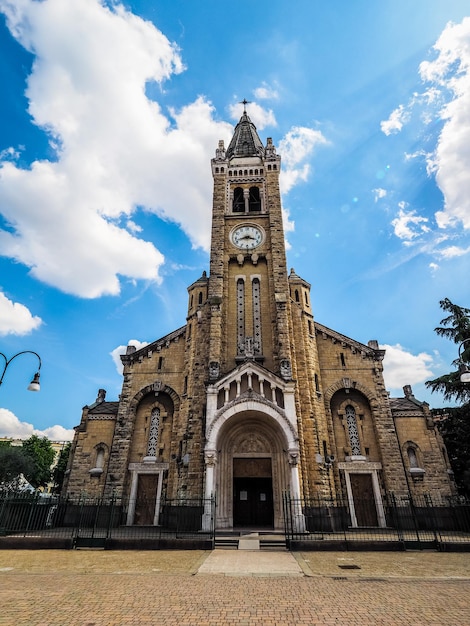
left=0, top=549, right=469, bottom=625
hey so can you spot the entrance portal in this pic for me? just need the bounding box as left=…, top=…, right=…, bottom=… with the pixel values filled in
left=349, top=473, right=378, bottom=527
left=233, top=458, right=273, bottom=528
left=133, top=474, right=158, bottom=525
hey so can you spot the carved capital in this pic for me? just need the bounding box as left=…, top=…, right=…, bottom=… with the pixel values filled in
left=204, top=449, right=218, bottom=466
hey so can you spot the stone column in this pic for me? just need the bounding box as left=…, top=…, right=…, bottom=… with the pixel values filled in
left=288, top=450, right=306, bottom=532
left=202, top=449, right=217, bottom=531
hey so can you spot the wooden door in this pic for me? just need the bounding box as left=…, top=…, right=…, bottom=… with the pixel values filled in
left=349, top=473, right=378, bottom=527
left=233, top=477, right=273, bottom=527
left=133, top=474, right=159, bottom=525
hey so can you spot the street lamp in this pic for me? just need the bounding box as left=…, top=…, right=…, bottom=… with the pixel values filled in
left=458, top=339, right=470, bottom=384
left=0, top=351, right=42, bottom=392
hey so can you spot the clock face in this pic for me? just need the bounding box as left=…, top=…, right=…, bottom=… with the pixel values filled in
left=231, top=225, right=264, bottom=250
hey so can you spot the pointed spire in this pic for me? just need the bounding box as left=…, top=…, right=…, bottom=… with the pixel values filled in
left=225, top=104, right=264, bottom=159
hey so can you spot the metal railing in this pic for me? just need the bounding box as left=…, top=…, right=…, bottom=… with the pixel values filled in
left=283, top=493, right=470, bottom=551
left=0, top=493, right=216, bottom=549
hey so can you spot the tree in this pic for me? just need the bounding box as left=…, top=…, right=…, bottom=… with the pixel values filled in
left=22, top=435, right=55, bottom=489
left=0, top=446, right=34, bottom=492
left=426, top=299, right=470, bottom=494
left=52, top=442, right=71, bottom=494
left=425, top=298, right=470, bottom=403
left=433, top=405, right=470, bottom=495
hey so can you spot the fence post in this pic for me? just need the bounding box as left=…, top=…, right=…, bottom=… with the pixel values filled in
left=424, top=493, right=439, bottom=545
left=389, top=492, right=403, bottom=544
left=24, top=493, right=38, bottom=537
left=107, top=492, right=116, bottom=540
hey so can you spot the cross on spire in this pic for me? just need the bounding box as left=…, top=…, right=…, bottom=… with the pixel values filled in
left=240, top=98, right=251, bottom=113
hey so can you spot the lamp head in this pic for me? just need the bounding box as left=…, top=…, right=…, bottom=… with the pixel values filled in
left=459, top=363, right=470, bottom=384
left=27, top=372, right=41, bottom=392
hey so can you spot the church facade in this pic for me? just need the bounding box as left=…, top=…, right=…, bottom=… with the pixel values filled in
left=63, top=110, right=455, bottom=530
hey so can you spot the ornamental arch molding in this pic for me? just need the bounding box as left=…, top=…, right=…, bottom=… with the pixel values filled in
left=119, top=381, right=181, bottom=424
left=324, top=379, right=379, bottom=411
left=206, top=398, right=298, bottom=452
left=124, top=383, right=180, bottom=424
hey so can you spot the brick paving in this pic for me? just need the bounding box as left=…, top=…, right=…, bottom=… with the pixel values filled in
left=0, top=550, right=469, bottom=625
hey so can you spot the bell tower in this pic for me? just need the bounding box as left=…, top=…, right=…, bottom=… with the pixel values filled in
left=207, top=106, right=294, bottom=382
left=202, top=106, right=306, bottom=531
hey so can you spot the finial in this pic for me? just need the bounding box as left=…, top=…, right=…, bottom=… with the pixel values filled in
left=239, top=98, right=251, bottom=113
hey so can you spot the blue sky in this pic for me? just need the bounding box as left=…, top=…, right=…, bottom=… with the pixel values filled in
left=1, top=0, right=469, bottom=441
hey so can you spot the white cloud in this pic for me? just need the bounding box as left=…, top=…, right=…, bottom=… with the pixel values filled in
left=253, top=82, right=279, bottom=101
left=381, top=343, right=435, bottom=391
left=391, top=205, right=430, bottom=242
left=228, top=101, right=277, bottom=130
left=380, top=104, right=410, bottom=135
left=110, top=338, right=149, bottom=375
left=419, top=18, right=470, bottom=232
left=373, top=188, right=387, bottom=202
left=0, top=408, right=74, bottom=441
left=0, top=0, right=332, bottom=300
left=0, top=291, right=43, bottom=335
left=0, top=0, right=232, bottom=298
left=437, top=244, right=470, bottom=259
left=278, top=126, right=328, bottom=195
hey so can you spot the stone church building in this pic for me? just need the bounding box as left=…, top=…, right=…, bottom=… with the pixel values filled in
left=63, top=109, right=454, bottom=531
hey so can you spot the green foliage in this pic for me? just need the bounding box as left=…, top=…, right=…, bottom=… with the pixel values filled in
left=433, top=404, right=470, bottom=496
left=425, top=299, right=470, bottom=403
left=0, top=446, right=34, bottom=488
left=22, top=435, right=55, bottom=489
left=52, top=442, right=71, bottom=494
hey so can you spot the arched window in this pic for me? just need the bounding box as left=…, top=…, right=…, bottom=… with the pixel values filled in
left=96, top=447, right=105, bottom=469
left=90, top=445, right=106, bottom=475
left=233, top=187, right=244, bottom=212
left=295, top=289, right=300, bottom=302
left=252, top=278, right=262, bottom=354
left=345, top=405, right=361, bottom=456
left=198, top=291, right=203, bottom=304
left=407, top=447, right=419, bottom=468
left=314, top=373, right=320, bottom=393
left=248, top=187, right=261, bottom=211
left=237, top=278, right=245, bottom=354
left=147, top=408, right=160, bottom=458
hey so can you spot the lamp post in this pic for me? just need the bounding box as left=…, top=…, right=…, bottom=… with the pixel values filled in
left=0, top=351, right=42, bottom=392
left=458, top=339, right=470, bottom=384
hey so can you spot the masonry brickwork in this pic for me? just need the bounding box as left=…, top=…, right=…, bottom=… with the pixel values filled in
left=63, top=111, right=455, bottom=528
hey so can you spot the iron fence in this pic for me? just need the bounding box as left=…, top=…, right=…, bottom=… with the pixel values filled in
left=283, top=493, right=470, bottom=551
left=0, top=493, right=215, bottom=549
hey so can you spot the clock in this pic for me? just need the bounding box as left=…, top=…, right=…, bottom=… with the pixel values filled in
left=231, top=225, right=264, bottom=250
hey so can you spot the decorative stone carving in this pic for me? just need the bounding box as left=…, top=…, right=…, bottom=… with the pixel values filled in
left=288, top=450, right=299, bottom=466
left=280, top=359, right=292, bottom=380
left=209, top=361, right=220, bottom=380
left=215, top=140, right=226, bottom=160
left=204, top=449, right=217, bottom=466
left=237, top=432, right=268, bottom=453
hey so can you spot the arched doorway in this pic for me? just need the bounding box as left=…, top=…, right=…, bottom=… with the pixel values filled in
left=214, top=411, right=290, bottom=529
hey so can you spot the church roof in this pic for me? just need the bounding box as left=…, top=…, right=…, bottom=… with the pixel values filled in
left=88, top=402, right=119, bottom=415
left=314, top=321, right=381, bottom=358
left=225, top=111, right=265, bottom=159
